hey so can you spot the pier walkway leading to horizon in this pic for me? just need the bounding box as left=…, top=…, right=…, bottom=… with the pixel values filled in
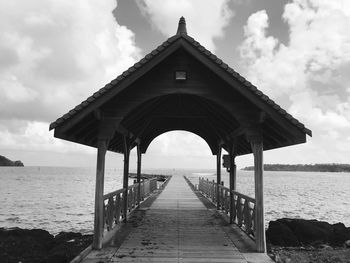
left=81, top=176, right=273, bottom=263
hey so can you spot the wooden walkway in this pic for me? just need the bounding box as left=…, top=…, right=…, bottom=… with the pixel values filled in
left=82, top=176, right=272, bottom=263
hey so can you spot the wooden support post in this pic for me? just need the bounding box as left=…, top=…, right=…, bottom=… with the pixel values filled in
left=229, top=146, right=236, bottom=224
left=250, top=135, right=266, bottom=253
left=136, top=143, right=142, bottom=207
left=92, top=139, right=108, bottom=250
left=216, top=146, right=222, bottom=210
left=122, top=136, right=130, bottom=223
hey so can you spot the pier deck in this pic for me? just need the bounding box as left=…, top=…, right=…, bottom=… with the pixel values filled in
left=82, top=176, right=273, bottom=263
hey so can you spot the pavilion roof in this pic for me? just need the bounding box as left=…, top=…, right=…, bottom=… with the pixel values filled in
left=49, top=17, right=311, bottom=155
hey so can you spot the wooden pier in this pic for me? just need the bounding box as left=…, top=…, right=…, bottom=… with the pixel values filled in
left=81, top=176, right=273, bottom=263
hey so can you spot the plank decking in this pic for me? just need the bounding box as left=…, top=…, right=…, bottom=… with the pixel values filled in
left=82, top=176, right=270, bottom=263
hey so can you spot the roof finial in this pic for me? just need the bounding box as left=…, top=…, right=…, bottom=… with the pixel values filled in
left=176, top=16, right=187, bottom=35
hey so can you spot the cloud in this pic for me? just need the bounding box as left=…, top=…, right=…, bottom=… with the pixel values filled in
left=0, top=0, right=141, bottom=157
left=147, top=131, right=213, bottom=157
left=239, top=0, right=350, bottom=163
left=144, top=131, right=216, bottom=169
left=0, top=121, right=95, bottom=154
left=136, top=0, right=234, bottom=52
left=0, top=0, right=141, bottom=122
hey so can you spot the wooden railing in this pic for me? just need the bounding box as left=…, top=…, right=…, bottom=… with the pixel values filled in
left=103, top=177, right=162, bottom=233
left=198, top=177, right=256, bottom=238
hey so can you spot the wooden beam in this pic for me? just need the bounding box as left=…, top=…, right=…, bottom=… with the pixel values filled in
left=69, top=118, right=96, bottom=140
left=122, top=135, right=131, bottom=223
left=216, top=145, right=222, bottom=209
left=93, top=109, right=103, bottom=120
left=264, top=120, right=296, bottom=144
left=136, top=144, right=142, bottom=206
left=92, top=138, right=109, bottom=250
left=203, top=118, right=229, bottom=148
left=192, top=95, right=239, bottom=132
left=229, top=143, right=236, bottom=224
left=249, top=134, right=266, bottom=253
left=151, top=114, right=206, bottom=118
left=227, top=127, right=245, bottom=140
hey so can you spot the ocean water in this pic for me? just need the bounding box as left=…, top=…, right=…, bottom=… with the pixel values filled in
left=0, top=167, right=349, bottom=235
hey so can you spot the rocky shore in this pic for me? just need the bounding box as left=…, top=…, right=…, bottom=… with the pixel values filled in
left=266, top=218, right=350, bottom=262
left=0, top=228, right=92, bottom=263
left=2, top=219, right=350, bottom=263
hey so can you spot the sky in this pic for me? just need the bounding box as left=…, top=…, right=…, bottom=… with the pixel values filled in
left=0, top=0, right=350, bottom=170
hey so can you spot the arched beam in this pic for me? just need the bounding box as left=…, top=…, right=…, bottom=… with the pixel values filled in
left=140, top=129, right=218, bottom=155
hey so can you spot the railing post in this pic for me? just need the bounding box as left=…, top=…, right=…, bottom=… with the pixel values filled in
left=216, top=145, right=222, bottom=209
left=249, top=134, right=266, bottom=253
left=93, top=138, right=108, bottom=250
left=122, top=135, right=131, bottom=223
left=136, top=144, right=142, bottom=207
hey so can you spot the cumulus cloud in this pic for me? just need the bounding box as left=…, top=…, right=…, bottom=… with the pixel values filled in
left=239, top=0, right=350, bottom=162
left=237, top=0, right=350, bottom=166
left=0, top=0, right=141, bottom=159
left=0, top=0, right=141, bottom=122
left=136, top=0, right=234, bottom=52
left=240, top=1, right=350, bottom=99
left=0, top=121, right=95, bottom=154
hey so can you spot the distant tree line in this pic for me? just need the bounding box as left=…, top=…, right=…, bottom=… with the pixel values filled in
left=0, top=155, right=24, bottom=167
left=242, top=163, right=350, bottom=172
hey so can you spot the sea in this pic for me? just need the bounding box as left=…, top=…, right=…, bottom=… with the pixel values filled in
left=1, top=167, right=349, bottom=235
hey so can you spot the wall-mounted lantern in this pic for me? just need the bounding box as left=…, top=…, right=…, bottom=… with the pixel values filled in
left=223, top=154, right=230, bottom=172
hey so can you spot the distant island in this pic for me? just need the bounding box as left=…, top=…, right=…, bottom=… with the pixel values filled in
left=242, top=163, right=350, bottom=172
left=0, top=155, right=24, bottom=166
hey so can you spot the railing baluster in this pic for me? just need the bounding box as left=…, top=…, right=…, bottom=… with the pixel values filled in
left=195, top=177, right=256, bottom=239
left=232, top=194, right=237, bottom=223
left=115, top=193, right=121, bottom=224
left=102, top=176, right=170, bottom=238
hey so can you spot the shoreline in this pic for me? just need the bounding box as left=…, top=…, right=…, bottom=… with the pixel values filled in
left=2, top=218, right=350, bottom=263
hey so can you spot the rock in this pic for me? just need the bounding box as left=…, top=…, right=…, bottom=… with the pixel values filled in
left=282, top=219, right=332, bottom=245
left=266, top=221, right=300, bottom=246
left=46, top=253, right=68, bottom=263
left=54, top=231, right=82, bottom=245
left=329, top=223, right=350, bottom=246
left=0, top=228, right=54, bottom=262
left=319, top=244, right=333, bottom=249
left=49, top=234, right=92, bottom=263
left=0, top=228, right=92, bottom=263
left=345, top=240, right=350, bottom=248
left=266, top=219, right=350, bottom=247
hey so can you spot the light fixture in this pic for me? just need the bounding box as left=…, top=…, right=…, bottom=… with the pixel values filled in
left=175, top=71, right=187, bottom=81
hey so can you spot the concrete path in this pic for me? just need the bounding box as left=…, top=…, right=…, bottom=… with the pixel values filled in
left=82, top=176, right=270, bottom=263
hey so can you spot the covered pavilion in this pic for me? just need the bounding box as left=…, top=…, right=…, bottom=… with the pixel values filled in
left=50, top=17, right=311, bottom=253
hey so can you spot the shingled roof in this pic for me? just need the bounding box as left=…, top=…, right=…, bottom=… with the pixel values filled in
left=50, top=17, right=311, bottom=155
